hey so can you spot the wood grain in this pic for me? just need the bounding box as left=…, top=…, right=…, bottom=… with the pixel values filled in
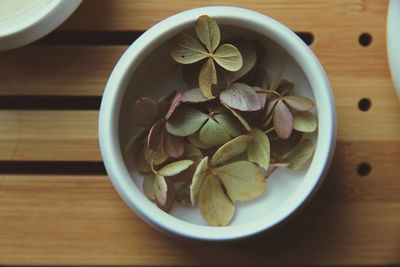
left=0, top=46, right=124, bottom=96
left=0, top=105, right=399, bottom=161
left=60, top=0, right=387, bottom=32
left=0, top=141, right=399, bottom=265
left=0, top=0, right=399, bottom=265
left=0, top=111, right=99, bottom=161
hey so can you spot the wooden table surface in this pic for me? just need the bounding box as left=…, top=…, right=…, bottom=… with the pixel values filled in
left=0, top=0, right=399, bottom=266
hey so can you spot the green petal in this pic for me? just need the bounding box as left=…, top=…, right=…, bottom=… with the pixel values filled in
left=158, top=160, right=194, bottom=177
left=215, top=161, right=265, bottom=201
left=270, top=67, right=284, bottom=91
left=144, top=146, right=168, bottom=166
left=213, top=44, right=243, bottom=71
left=293, top=111, right=318, bottom=133
left=199, top=58, right=217, bottom=99
left=223, top=104, right=251, bottom=131
left=188, top=132, right=213, bottom=149
left=195, top=15, right=220, bottom=52
left=190, top=156, right=209, bottom=205
left=143, top=173, right=156, bottom=200
left=166, top=107, right=208, bottom=136
left=284, top=139, right=315, bottom=170
left=284, top=95, right=314, bottom=111
left=214, top=112, right=242, bottom=137
left=273, top=100, right=293, bottom=139
left=247, top=128, right=270, bottom=170
left=171, top=34, right=208, bottom=64
left=154, top=175, right=176, bottom=212
left=221, top=39, right=257, bottom=84
left=199, top=118, right=231, bottom=147
left=199, top=174, right=235, bottom=226
left=211, top=135, right=253, bottom=166
left=132, top=97, right=159, bottom=128
left=277, top=79, right=294, bottom=95
left=220, top=83, right=262, bottom=111
left=181, top=88, right=209, bottom=103
left=183, top=143, right=203, bottom=162
left=270, top=130, right=303, bottom=158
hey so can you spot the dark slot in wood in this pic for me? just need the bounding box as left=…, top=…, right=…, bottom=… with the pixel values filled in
left=0, top=161, right=106, bottom=175
left=0, top=96, right=101, bottom=110
left=33, top=30, right=314, bottom=46
left=33, top=31, right=143, bottom=46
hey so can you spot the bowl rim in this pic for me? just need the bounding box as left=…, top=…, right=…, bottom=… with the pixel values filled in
left=0, top=0, right=82, bottom=51
left=99, top=6, right=337, bottom=241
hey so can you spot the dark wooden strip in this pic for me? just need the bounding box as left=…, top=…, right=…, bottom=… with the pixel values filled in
left=34, top=31, right=143, bottom=46
left=33, top=30, right=313, bottom=46
left=0, top=161, right=105, bottom=175
left=0, top=96, right=101, bottom=110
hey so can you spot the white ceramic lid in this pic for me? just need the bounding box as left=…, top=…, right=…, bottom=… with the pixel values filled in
left=0, top=0, right=81, bottom=51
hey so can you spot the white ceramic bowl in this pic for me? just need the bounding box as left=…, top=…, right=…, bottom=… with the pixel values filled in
left=99, top=6, right=336, bottom=241
left=0, top=0, right=81, bottom=51
left=387, top=0, right=400, bottom=97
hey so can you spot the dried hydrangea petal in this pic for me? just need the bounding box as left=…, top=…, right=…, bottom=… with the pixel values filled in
left=273, top=100, right=293, bottom=139
left=183, top=143, right=203, bottom=162
left=190, top=156, right=209, bottom=205
left=171, top=34, right=208, bottom=64
left=147, top=119, right=165, bottom=152
left=199, top=118, right=231, bottom=147
left=215, top=161, right=265, bottom=201
left=195, top=15, right=220, bottom=53
left=223, top=104, right=251, bottom=131
left=221, top=39, right=257, bottom=84
left=154, top=175, right=176, bottom=212
left=132, top=97, right=159, bottom=128
left=166, top=107, right=208, bottom=137
left=284, top=139, right=314, bottom=170
left=284, top=95, right=314, bottom=111
left=199, top=174, right=235, bottom=226
left=135, top=146, right=152, bottom=174
left=213, top=44, right=243, bottom=72
left=199, top=58, right=217, bottom=99
left=247, top=128, right=270, bottom=170
left=143, top=173, right=156, bottom=200
left=165, top=92, right=182, bottom=120
left=158, top=160, right=194, bottom=177
left=176, top=182, right=191, bottom=204
left=181, top=88, right=210, bottom=103
left=214, top=112, right=242, bottom=137
left=188, top=132, right=214, bottom=149
left=144, top=146, right=168, bottom=166
left=220, top=83, right=262, bottom=111
left=292, top=110, right=318, bottom=133
left=211, top=135, right=253, bottom=166
left=124, top=130, right=147, bottom=164
left=164, top=132, right=184, bottom=158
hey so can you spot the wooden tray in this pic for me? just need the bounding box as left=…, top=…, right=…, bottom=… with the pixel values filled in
left=0, top=0, right=399, bottom=265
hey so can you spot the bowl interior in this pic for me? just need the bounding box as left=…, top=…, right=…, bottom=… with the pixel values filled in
left=118, top=25, right=317, bottom=226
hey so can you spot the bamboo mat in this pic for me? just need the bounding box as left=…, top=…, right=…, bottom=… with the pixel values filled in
left=0, top=0, right=399, bottom=265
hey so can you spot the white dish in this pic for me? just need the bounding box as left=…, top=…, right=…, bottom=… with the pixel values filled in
left=387, top=0, right=400, bottom=97
left=99, top=6, right=337, bottom=241
left=0, top=0, right=81, bottom=51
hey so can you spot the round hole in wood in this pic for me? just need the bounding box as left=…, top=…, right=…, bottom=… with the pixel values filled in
left=359, top=33, right=372, bottom=47
left=357, top=162, right=371, bottom=177
left=358, top=98, right=371, bottom=111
